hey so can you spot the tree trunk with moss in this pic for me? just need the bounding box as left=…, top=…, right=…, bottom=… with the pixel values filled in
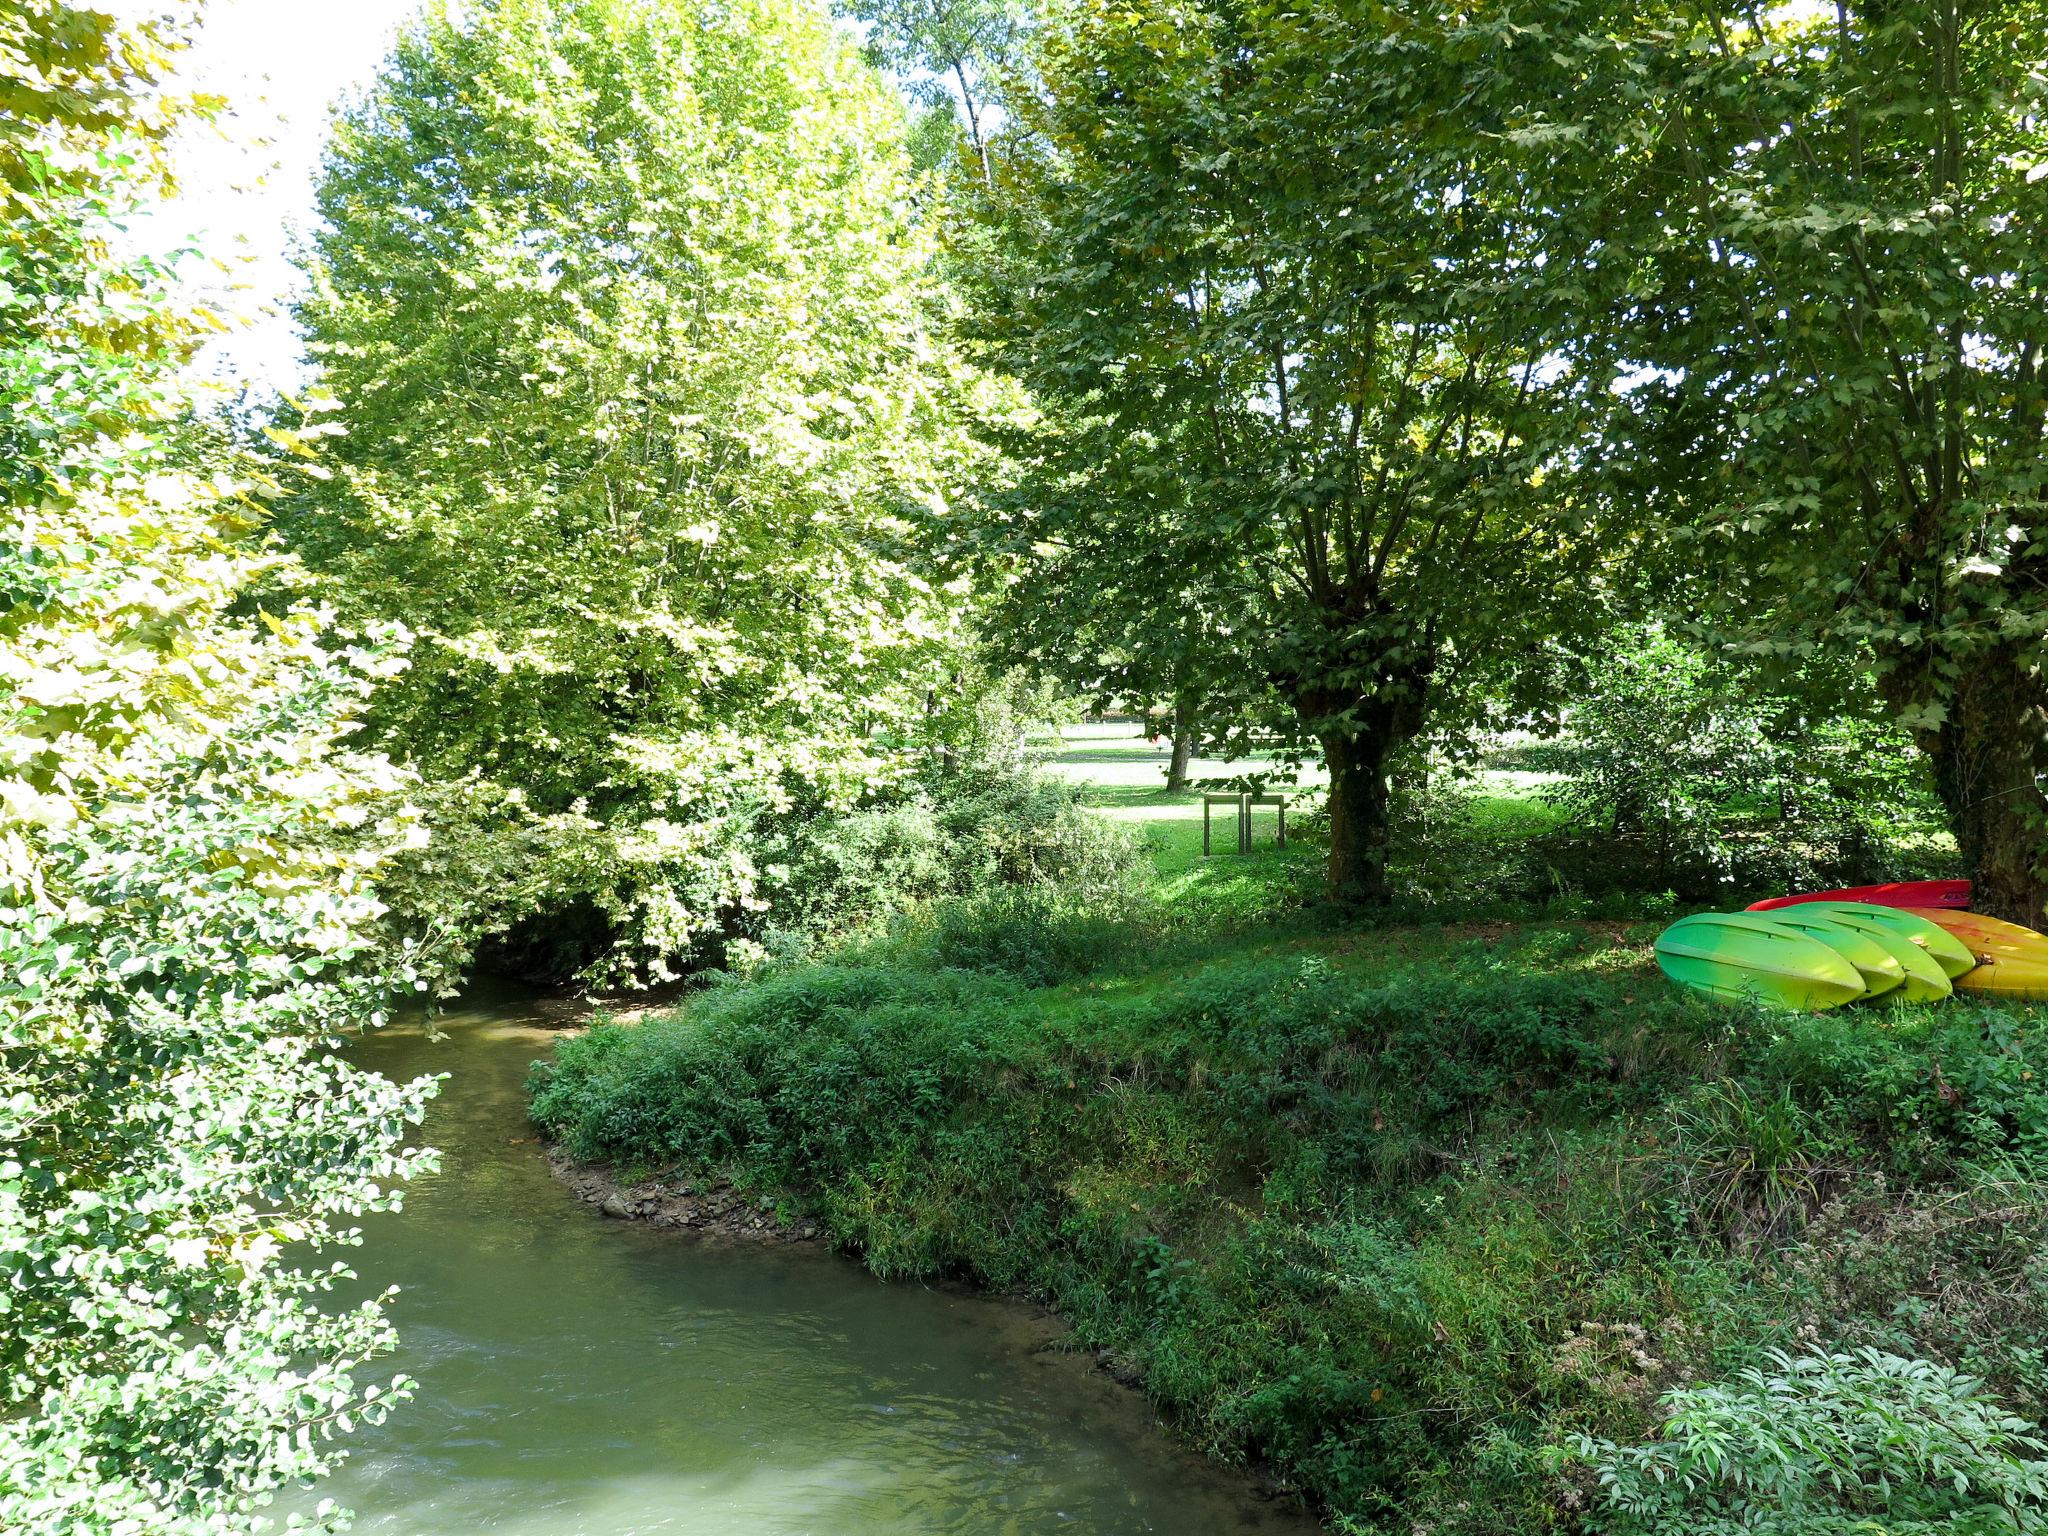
left=1906, top=647, right=2048, bottom=926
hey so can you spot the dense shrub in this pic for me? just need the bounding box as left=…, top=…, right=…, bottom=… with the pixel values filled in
left=1538, top=631, right=1950, bottom=902
left=924, top=886, right=1152, bottom=985
left=412, top=744, right=1145, bottom=986
left=749, top=758, right=1144, bottom=962
left=530, top=925, right=2048, bottom=1532
left=1782, top=1173, right=2048, bottom=1412
left=1562, top=1349, right=2048, bottom=1535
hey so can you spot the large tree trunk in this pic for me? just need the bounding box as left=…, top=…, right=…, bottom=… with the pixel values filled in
left=1322, top=728, right=1396, bottom=904
left=1912, top=647, right=2048, bottom=925
left=1299, top=662, right=1427, bottom=903
left=1290, top=621, right=1431, bottom=904
left=1166, top=693, right=1196, bottom=792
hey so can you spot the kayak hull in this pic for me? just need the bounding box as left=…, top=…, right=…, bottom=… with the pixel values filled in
left=1655, top=913, right=1869, bottom=1011
left=1747, top=880, right=1971, bottom=913
left=1800, top=913, right=1951, bottom=1002
left=1750, top=912, right=1905, bottom=999
left=1805, top=902, right=1977, bottom=982
left=1903, top=908, right=2048, bottom=1000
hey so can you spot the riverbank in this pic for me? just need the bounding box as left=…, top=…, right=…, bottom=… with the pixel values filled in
left=541, top=1118, right=1316, bottom=1509
left=548, top=1145, right=823, bottom=1241
left=527, top=908, right=2048, bottom=1534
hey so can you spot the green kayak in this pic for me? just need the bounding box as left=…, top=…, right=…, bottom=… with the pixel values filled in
left=1806, top=902, right=1976, bottom=981
left=1654, top=912, right=1868, bottom=1010
left=1752, top=910, right=1905, bottom=998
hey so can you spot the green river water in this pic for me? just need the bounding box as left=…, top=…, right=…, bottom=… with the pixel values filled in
left=312, top=985, right=1320, bottom=1535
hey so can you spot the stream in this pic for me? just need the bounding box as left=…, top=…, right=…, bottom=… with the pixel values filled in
left=307, top=983, right=1320, bottom=1534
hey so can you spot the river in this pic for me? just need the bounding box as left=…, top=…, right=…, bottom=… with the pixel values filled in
left=307, top=984, right=1320, bottom=1534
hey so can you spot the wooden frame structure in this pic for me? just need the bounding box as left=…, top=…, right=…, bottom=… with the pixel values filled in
left=1202, top=791, right=1288, bottom=855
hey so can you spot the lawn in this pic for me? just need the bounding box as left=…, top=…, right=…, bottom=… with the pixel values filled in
left=1041, top=721, right=1573, bottom=905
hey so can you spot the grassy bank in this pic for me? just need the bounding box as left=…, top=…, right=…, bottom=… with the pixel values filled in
left=528, top=734, right=2048, bottom=1532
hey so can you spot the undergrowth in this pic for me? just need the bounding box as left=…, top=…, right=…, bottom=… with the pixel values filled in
left=530, top=913, right=2048, bottom=1532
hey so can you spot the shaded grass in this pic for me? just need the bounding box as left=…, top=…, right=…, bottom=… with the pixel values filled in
left=1047, top=733, right=1331, bottom=914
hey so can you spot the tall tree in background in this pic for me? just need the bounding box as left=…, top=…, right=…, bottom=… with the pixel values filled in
left=842, top=0, right=1025, bottom=183
left=292, top=0, right=980, bottom=983
left=1, top=4, right=441, bottom=1531
left=1592, top=0, right=2048, bottom=922
left=967, top=0, right=1620, bottom=901
left=975, top=407, right=1257, bottom=791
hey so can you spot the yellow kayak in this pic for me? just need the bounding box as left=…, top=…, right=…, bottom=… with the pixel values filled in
left=1905, top=908, right=2048, bottom=1001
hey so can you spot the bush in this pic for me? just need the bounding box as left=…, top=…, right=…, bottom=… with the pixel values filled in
left=1783, top=1173, right=2048, bottom=1413
left=925, top=885, right=1152, bottom=986
left=396, top=737, right=1146, bottom=987
left=1540, top=630, right=1949, bottom=902
left=753, top=757, right=1144, bottom=955
left=1741, top=1004, right=2048, bottom=1179
left=1561, top=1349, right=2048, bottom=1535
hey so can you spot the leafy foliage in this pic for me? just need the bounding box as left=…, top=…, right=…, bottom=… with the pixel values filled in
left=960, top=0, right=1624, bottom=899
left=754, top=754, right=1141, bottom=961
left=1564, top=1349, right=2048, bottom=1535
left=290, top=0, right=987, bottom=984
left=840, top=0, right=1024, bottom=182
left=1545, top=630, right=1946, bottom=897
left=1, top=4, right=442, bottom=1531
left=1581, top=0, right=2048, bottom=920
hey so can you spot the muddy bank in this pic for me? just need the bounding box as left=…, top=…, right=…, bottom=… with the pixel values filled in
left=546, top=1146, right=825, bottom=1242
left=522, top=983, right=823, bottom=1241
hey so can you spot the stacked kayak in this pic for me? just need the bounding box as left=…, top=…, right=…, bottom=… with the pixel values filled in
left=1744, top=879, right=1971, bottom=913
left=1919, top=908, right=2048, bottom=1000
left=1657, top=882, right=2048, bottom=1008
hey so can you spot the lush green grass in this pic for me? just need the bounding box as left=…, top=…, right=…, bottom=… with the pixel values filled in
left=1044, top=726, right=1330, bottom=911
left=530, top=732, right=2045, bottom=1532
left=532, top=883, right=2048, bottom=1531
left=1040, top=726, right=1581, bottom=914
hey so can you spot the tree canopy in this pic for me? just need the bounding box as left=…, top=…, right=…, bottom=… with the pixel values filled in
left=292, top=0, right=986, bottom=982
left=959, top=0, right=1624, bottom=899
left=840, top=0, right=1026, bottom=181
left=1, top=4, right=441, bottom=1530
left=1579, top=0, right=2048, bottom=922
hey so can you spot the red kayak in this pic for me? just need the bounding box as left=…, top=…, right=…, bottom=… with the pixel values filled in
left=1746, top=880, right=1971, bottom=913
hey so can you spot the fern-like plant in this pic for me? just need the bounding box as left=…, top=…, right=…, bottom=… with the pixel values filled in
left=1559, top=1348, right=2048, bottom=1534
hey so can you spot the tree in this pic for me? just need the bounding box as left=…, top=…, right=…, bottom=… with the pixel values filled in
left=1, top=4, right=442, bottom=1531
left=291, top=0, right=979, bottom=984
left=974, top=405, right=1269, bottom=792
left=965, top=0, right=1620, bottom=901
left=841, top=0, right=1025, bottom=184
left=1589, top=0, right=2048, bottom=923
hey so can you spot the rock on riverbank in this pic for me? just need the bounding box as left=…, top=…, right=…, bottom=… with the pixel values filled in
left=546, top=1147, right=823, bottom=1243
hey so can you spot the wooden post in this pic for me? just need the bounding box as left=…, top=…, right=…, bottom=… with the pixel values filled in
left=1241, top=791, right=1289, bottom=852
left=1204, top=793, right=1252, bottom=856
